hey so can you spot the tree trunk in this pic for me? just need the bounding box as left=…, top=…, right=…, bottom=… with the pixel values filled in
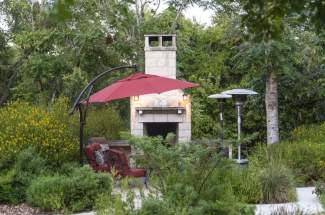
left=265, top=72, right=279, bottom=144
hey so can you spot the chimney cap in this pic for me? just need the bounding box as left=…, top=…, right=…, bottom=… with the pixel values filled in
left=144, top=34, right=176, bottom=37
left=145, top=34, right=176, bottom=51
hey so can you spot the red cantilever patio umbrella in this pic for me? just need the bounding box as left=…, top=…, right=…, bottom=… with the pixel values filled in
left=72, top=67, right=199, bottom=164
left=84, top=72, right=199, bottom=104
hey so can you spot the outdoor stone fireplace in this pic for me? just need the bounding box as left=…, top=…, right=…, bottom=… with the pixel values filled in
left=130, top=34, right=192, bottom=142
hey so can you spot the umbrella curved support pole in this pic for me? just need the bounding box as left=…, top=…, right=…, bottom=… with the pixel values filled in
left=78, top=105, right=85, bottom=165
left=69, top=64, right=138, bottom=115
left=69, top=64, right=138, bottom=165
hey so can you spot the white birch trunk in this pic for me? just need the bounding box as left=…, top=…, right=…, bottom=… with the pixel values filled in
left=265, top=72, right=279, bottom=144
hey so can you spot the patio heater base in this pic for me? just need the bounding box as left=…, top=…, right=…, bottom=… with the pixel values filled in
left=234, top=159, right=248, bottom=165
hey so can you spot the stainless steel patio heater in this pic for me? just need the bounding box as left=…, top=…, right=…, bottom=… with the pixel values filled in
left=221, top=89, right=258, bottom=164
left=208, top=93, right=232, bottom=158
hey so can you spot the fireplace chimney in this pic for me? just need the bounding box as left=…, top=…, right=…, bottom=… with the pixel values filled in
left=130, top=34, right=192, bottom=142
left=144, top=34, right=176, bottom=78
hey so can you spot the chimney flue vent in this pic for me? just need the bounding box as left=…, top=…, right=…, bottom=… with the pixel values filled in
left=145, top=34, right=176, bottom=51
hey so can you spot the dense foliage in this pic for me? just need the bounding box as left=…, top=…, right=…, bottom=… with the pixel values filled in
left=249, top=122, right=325, bottom=185
left=0, top=140, right=113, bottom=213
left=0, top=98, right=78, bottom=168
left=0, top=0, right=324, bottom=213
left=95, top=136, right=255, bottom=215
left=0, top=0, right=324, bottom=143
left=85, top=106, right=125, bottom=141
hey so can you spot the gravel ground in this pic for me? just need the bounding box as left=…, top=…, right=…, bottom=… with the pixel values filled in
left=0, top=204, right=42, bottom=215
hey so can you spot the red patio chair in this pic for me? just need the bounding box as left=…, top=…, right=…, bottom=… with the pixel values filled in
left=85, top=144, right=147, bottom=185
left=107, top=149, right=147, bottom=185
left=85, top=143, right=111, bottom=172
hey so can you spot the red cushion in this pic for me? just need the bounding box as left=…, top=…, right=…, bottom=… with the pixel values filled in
left=93, top=164, right=111, bottom=172
left=107, top=149, right=146, bottom=178
left=127, top=168, right=146, bottom=178
left=86, top=145, right=146, bottom=178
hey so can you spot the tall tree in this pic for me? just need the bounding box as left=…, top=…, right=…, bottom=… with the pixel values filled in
left=0, top=0, right=138, bottom=105
left=207, top=0, right=325, bottom=144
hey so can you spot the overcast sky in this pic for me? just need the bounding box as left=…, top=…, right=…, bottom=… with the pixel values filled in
left=184, top=6, right=214, bottom=26
left=156, top=2, right=214, bottom=26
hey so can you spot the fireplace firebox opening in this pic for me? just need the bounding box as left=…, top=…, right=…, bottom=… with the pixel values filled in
left=144, top=123, right=178, bottom=139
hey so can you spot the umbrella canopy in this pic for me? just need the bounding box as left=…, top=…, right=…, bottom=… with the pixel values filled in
left=84, top=72, right=199, bottom=104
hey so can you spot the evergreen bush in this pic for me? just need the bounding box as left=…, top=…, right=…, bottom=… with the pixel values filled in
left=27, top=165, right=112, bottom=212
left=0, top=147, right=48, bottom=204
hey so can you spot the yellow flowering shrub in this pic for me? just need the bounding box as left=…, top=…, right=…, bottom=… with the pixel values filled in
left=0, top=99, right=78, bottom=167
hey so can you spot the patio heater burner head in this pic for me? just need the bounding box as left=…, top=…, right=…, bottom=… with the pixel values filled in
left=208, top=93, right=232, bottom=100
left=222, top=89, right=258, bottom=104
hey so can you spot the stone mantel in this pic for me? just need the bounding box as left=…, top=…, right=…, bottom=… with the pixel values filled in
left=135, top=107, right=186, bottom=115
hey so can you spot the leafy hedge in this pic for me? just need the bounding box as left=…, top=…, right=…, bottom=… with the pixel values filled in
left=27, top=165, right=112, bottom=212
left=0, top=98, right=78, bottom=168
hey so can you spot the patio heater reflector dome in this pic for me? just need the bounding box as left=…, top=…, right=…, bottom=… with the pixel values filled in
left=208, top=94, right=232, bottom=99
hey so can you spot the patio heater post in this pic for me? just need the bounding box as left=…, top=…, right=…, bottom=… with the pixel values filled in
left=221, top=89, right=258, bottom=164
left=220, top=101, right=225, bottom=144
left=208, top=94, right=232, bottom=158
left=70, top=65, right=138, bottom=165
left=235, top=100, right=242, bottom=161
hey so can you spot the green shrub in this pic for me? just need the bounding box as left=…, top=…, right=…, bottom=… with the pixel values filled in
left=135, top=198, right=172, bottom=215
left=0, top=169, right=19, bottom=204
left=85, top=106, right=124, bottom=140
left=27, top=175, right=66, bottom=211
left=129, top=136, right=252, bottom=214
left=286, top=122, right=325, bottom=183
left=95, top=191, right=139, bottom=215
left=0, top=147, right=48, bottom=204
left=259, top=162, right=296, bottom=203
left=0, top=98, right=78, bottom=168
left=27, top=165, right=112, bottom=212
left=56, top=161, right=80, bottom=175
left=250, top=141, right=325, bottom=185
